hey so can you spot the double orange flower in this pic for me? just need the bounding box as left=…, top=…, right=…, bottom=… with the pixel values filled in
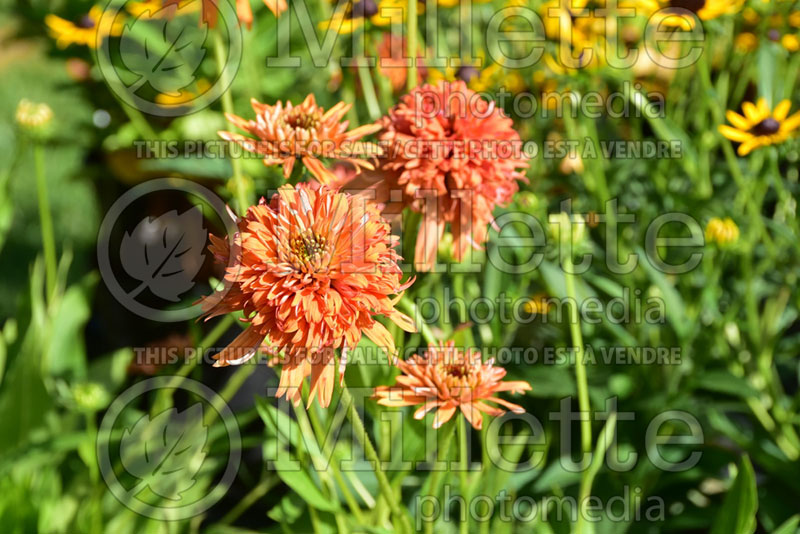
left=206, top=82, right=531, bottom=414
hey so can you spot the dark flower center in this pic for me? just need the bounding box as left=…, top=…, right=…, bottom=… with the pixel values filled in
left=768, top=29, right=781, bottom=42
left=668, top=0, right=706, bottom=13
left=78, top=14, right=96, bottom=28
left=349, top=0, right=378, bottom=19
left=284, top=109, right=321, bottom=130
left=456, top=65, right=480, bottom=83
left=750, top=117, right=781, bottom=136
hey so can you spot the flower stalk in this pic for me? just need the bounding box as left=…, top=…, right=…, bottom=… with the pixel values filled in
left=33, top=143, right=57, bottom=299
left=340, top=383, right=412, bottom=534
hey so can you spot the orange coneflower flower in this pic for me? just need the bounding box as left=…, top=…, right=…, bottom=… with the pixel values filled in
left=200, top=183, right=416, bottom=407
left=376, top=33, right=427, bottom=93
left=376, top=81, right=528, bottom=270
left=219, top=95, right=382, bottom=184
left=198, top=0, right=286, bottom=28
left=373, top=341, right=531, bottom=429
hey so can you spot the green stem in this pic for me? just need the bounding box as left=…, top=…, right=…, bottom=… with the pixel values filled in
left=152, top=314, right=235, bottom=416
left=118, top=101, right=159, bottom=140
left=33, top=143, right=57, bottom=300
left=575, top=414, right=617, bottom=534
left=406, top=0, right=418, bottom=91
left=219, top=476, right=277, bottom=525
left=294, top=400, right=350, bottom=534
left=340, top=384, right=412, bottom=534
left=458, top=416, right=469, bottom=534
left=357, top=56, right=382, bottom=121
left=423, top=424, right=455, bottom=534
left=203, top=364, right=255, bottom=427
left=213, top=31, right=248, bottom=214
left=305, top=399, right=368, bottom=525
left=564, top=256, right=591, bottom=455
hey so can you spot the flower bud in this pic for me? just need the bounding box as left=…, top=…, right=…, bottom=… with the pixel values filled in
left=705, top=217, right=739, bottom=247
left=72, top=382, right=110, bottom=412
left=15, top=99, right=54, bottom=139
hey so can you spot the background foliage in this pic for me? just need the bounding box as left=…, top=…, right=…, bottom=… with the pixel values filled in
left=0, top=0, right=799, bottom=533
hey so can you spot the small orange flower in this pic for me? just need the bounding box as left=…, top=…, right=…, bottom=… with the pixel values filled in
left=374, top=341, right=531, bottom=430
left=378, top=81, right=528, bottom=270
left=375, top=33, right=427, bottom=93
left=198, top=0, right=286, bottom=28
left=200, top=184, right=416, bottom=407
left=219, top=95, right=382, bottom=184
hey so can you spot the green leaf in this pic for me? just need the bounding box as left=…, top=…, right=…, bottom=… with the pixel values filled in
left=711, top=456, right=758, bottom=534
left=692, top=370, right=759, bottom=399
left=119, top=404, right=208, bottom=501
left=773, top=515, right=800, bottom=534
left=636, top=247, right=690, bottom=339
left=273, top=457, right=340, bottom=512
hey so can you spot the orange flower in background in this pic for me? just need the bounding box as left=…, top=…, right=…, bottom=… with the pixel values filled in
left=377, top=81, right=528, bottom=270
left=376, top=33, right=427, bottom=92
left=374, top=341, right=531, bottom=429
left=219, top=95, right=382, bottom=184
left=200, top=184, right=416, bottom=407
left=198, top=0, right=286, bottom=28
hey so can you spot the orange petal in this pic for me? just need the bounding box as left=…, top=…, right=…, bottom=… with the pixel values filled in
left=212, top=327, right=264, bottom=366
left=433, top=405, right=457, bottom=429
left=460, top=403, right=484, bottom=430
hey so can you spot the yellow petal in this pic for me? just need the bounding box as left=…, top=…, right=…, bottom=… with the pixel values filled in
left=738, top=137, right=760, bottom=156
left=757, top=98, right=770, bottom=118
left=725, top=110, right=751, bottom=130
left=718, top=125, right=752, bottom=143
left=782, top=111, right=800, bottom=131
left=742, top=101, right=761, bottom=122
left=774, top=99, right=792, bottom=122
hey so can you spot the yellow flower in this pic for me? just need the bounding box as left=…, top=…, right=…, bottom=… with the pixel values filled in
left=126, top=0, right=199, bottom=17
left=734, top=32, right=758, bottom=52
left=320, top=0, right=376, bottom=34
left=155, top=79, right=212, bottom=106
left=427, top=61, right=519, bottom=93
left=782, top=34, right=800, bottom=52
left=436, top=0, right=491, bottom=7
left=524, top=293, right=552, bottom=316
left=705, top=218, right=739, bottom=246
left=637, top=0, right=744, bottom=30
left=540, top=0, right=637, bottom=72
left=370, top=0, right=421, bottom=25
left=742, top=7, right=760, bottom=25
left=45, top=6, right=122, bottom=49
left=718, top=98, right=800, bottom=156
